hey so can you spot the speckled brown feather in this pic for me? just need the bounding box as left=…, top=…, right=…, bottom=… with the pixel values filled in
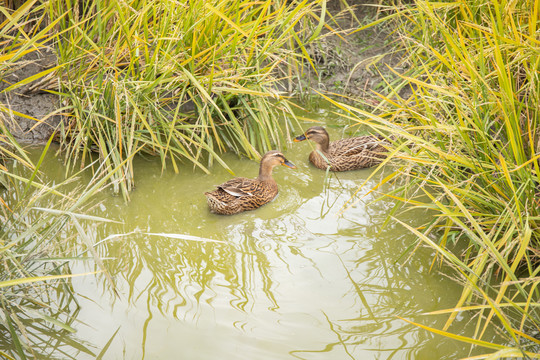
left=204, top=177, right=278, bottom=215
left=204, top=150, right=294, bottom=215
left=296, top=127, right=389, bottom=171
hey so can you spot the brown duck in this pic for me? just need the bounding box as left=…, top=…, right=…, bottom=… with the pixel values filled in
left=294, top=126, right=388, bottom=171
left=205, top=151, right=296, bottom=215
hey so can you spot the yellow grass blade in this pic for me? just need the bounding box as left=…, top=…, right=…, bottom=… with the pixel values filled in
left=0, top=272, right=100, bottom=288
left=397, top=316, right=507, bottom=351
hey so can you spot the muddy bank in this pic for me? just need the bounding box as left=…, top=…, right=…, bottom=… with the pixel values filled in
left=304, top=1, right=403, bottom=100
left=0, top=48, right=61, bottom=143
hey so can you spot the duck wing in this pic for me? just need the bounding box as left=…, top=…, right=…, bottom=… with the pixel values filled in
left=330, top=136, right=382, bottom=157
left=217, top=177, right=258, bottom=197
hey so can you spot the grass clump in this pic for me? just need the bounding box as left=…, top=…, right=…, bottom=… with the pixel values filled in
left=43, top=0, right=325, bottom=199
left=1, top=5, right=113, bottom=350
left=0, top=137, right=114, bottom=359
left=335, top=0, right=540, bottom=356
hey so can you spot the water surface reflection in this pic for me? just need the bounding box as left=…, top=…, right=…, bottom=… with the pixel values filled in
left=27, top=109, right=488, bottom=359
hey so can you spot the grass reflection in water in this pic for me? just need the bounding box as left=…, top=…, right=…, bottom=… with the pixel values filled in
left=15, top=113, right=501, bottom=359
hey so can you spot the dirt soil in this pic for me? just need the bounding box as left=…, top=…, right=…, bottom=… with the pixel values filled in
left=305, top=1, right=403, bottom=101
left=0, top=48, right=61, bottom=143
left=1, top=1, right=402, bottom=144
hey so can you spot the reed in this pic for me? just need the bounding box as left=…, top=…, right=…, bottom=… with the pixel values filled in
left=38, top=0, right=325, bottom=199
left=332, top=0, right=540, bottom=357
left=0, top=133, right=118, bottom=359
left=1, top=4, right=117, bottom=348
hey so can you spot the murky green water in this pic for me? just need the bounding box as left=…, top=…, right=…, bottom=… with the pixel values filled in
left=8, top=103, right=493, bottom=359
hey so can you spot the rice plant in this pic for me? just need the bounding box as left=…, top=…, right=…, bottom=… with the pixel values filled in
left=0, top=198, right=95, bottom=360
left=0, top=133, right=123, bottom=359
left=334, top=0, right=540, bottom=357
left=2, top=60, right=117, bottom=359
left=31, top=0, right=325, bottom=199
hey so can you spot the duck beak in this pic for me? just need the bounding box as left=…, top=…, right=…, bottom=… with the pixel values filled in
left=294, top=134, right=307, bottom=142
left=282, top=160, right=296, bottom=169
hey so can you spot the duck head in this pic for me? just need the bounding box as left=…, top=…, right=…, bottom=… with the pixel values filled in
left=258, top=150, right=296, bottom=181
left=261, top=150, right=296, bottom=168
left=294, top=126, right=330, bottom=151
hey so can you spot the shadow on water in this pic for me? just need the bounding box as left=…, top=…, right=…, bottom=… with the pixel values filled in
left=6, top=103, right=501, bottom=359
